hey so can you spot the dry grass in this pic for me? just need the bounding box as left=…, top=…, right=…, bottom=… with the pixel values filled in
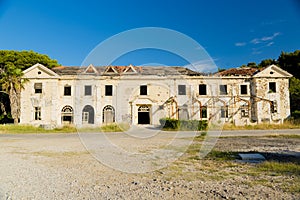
left=222, top=121, right=300, bottom=130
left=0, top=124, right=77, bottom=134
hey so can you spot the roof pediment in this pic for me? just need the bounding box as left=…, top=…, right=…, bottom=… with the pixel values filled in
left=253, top=65, right=293, bottom=78
left=83, top=64, right=98, bottom=74
left=23, top=63, right=59, bottom=79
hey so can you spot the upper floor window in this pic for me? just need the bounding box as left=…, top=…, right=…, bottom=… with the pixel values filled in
left=199, top=84, right=207, bottom=95
left=269, top=82, right=276, bottom=93
left=140, top=85, right=147, bottom=95
left=219, top=85, right=228, bottom=95
left=34, top=83, right=42, bottom=94
left=178, top=85, right=186, bottom=95
left=85, top=85, right=92, bottom=96
left=64, top=86, right=71, bottom=96
left=105, top=85, right=113, bottom=96
left=240, top=85, right=248, bottom=95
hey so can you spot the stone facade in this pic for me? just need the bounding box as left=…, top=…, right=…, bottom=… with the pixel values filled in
left=20, top=63, right=292, bottom=128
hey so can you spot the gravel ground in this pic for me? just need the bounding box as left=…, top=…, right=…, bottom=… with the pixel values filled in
left=0, top=132, right=299, bottom=199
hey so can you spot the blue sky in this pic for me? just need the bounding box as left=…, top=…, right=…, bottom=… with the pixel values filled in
left=0, top=0, right=299, bottom=70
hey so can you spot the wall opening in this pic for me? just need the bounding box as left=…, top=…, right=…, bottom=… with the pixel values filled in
left=82, top=105, right=94, bottom=124
left=61, top=105, right=73, bottom=124
left=138, top=105, right=150, bottom=124
left=103, top=105, right=115, bottom=124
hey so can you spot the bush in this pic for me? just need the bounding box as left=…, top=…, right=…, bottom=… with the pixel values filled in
left=160, top=118, right=179, bottom=129
left=292, top=110, right=300, bottom=119
left=159, top=118, right=207, bottom=131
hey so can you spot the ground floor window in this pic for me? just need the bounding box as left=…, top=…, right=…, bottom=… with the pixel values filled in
left=240, top=105, right=249, bottom=118
left=103, top=105, right=115, bottom=124
left=200, top=106, right=207, bottom=118
left=270, top=101, right=277, bottom=113
left=220, top=106, right=228, bottom=118
left=61, top=105, right=73, bottom=124
left=34, top=107, right=41, bottom=120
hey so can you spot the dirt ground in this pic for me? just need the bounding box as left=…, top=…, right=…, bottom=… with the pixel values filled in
left=0, top=131, right=299, bottom=199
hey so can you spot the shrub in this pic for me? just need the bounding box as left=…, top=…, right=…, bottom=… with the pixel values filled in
left=160, top=118, right=180, bottom=130
left=159, top=118, right=207, bottom=131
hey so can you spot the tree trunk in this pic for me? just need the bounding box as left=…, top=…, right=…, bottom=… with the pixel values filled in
left=9, top=83, right=20, bottom=124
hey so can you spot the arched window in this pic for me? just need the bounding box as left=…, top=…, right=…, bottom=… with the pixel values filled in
left=138, top=105, right=150, bottom=112
left=103, top=105, right=115, bottom=124
left=61, top=105, right=73, bottom=124
left=82, top=105, right=94, bottom=124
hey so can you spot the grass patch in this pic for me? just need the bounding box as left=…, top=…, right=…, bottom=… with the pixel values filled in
left=265, top=134, right=300, bottom=139
left=206, top=150, right=238, bottom=161
left=31, top=151, right=88, bottom=157
left=0, top=124, right=77, bottom=134
left=223, top=122, right=300, bottom=130
left=100, top=123, right=129, bottom=132
left=0, top=123, right=130, bottom=134
left=256, top=161, right=300, bottom=176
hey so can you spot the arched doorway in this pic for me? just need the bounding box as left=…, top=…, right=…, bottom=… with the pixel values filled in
left=179, top=104, right=189, bottom=120
left=138, top=105, right=150, bottom=124
left=103, top=105, right=115, bottom=124
left=82, top=105, right=94, bottom=124
left=61, top=105, right=73, bottom=124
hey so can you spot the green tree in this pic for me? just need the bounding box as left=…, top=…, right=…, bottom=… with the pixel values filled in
left=0, top=50, right=59, bottom=123
left=278, top=50, right=300, bottom=79
left=289, top=77, right=300, bottom=117
left=258, top=59, right=277, bottom=68
left=247, top=62, right=257, bottom=68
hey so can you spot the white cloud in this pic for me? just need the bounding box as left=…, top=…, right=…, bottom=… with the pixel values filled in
left=250, top=32, right=280, bottom=44
left=250, top=38, right=261, bottom=44
left=184, top=59, right=218, bottom=73
left=267, top=42, right=274, bottom=46
left=235, top=42, right=246, bottom=47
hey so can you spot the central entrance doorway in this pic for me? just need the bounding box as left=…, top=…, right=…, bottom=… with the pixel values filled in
left=138, top=105, right=150, bottom=124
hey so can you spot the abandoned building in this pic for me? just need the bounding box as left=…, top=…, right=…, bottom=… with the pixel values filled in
left=20, top=63, right=292, bottom=128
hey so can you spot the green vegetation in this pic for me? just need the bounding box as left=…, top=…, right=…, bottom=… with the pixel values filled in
left=159, top=118, right=208, bottom=131
left=206, top=150, right=238, bottom=161
left=223, top=121, right=300, bottom=130
left=257, top=161, right=300, bottom=176
left=0, top=50, right=59, bottom=124
left=100, top=123, right=126, bottom=132
left=0, top=124, right=76, bottom=134
left=240, top=50, right=300, bottom=119
left=0, top=123, right=129, bottom=134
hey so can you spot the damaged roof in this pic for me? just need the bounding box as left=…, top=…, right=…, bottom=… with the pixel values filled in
left=51, top=65, right=203, bottom=76
left=52, top=65, right=275, bottom=77
left=216, top=67, right=263, bottom=76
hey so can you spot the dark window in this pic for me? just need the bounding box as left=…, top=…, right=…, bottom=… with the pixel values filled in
left=85, top=85, right=92, bottom=96
left=105, top=85, right=113, bottom=96
left=219, top=85, right=227, bottom=95
left=178, top=85, right=186, bottom=95
left=199, top=84, right=207, bottom=95
left=200, top=106, right=207, bottom=118
left=64, top=86, right=71, bottom=96
left=34, top=83, right=42, bottom=93
left=140, top=85, right=147, bottom=95
left=240, top=85, right=248, bottom=95
left=241, top=105, right=249, bottom=117
left=270, top=101, right=277, bottom=113
left=269, top=82, right=276, bottom=93
left=221, top=106, right=228, bottom=118
left=34, top=107, right=41, bottom=120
